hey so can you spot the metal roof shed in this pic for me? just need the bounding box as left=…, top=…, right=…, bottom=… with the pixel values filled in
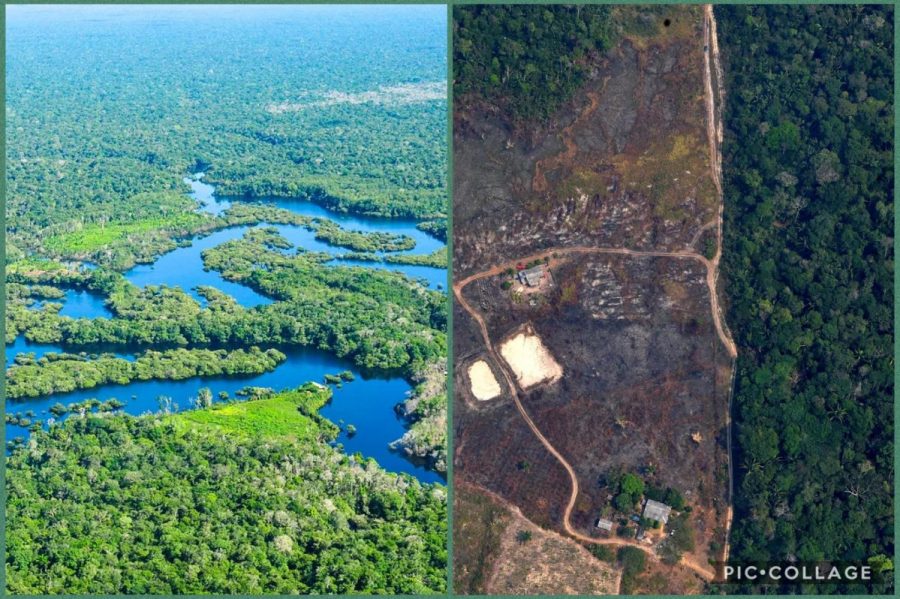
left=642, top=499, right=672, bottom=524
left=595, top=518, right=614, bottom=532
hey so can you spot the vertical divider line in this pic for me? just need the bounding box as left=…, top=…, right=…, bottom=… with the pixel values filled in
left=0, top=4, right=7, bottom=593
left=445, top=1, right=454, bottom=595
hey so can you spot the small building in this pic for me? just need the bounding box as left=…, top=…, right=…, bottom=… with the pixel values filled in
left=595, top=518, right=614, bottom=533
left=642, top=499, right=672, bottom=525
left=518, top=265, right=545, bottom=287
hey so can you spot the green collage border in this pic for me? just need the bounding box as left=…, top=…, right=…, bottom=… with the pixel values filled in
left=1, top=1, right=897, bottom=598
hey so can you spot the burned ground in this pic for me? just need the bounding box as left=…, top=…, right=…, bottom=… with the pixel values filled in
left=453, top=5, right=715, bottom=279
left=453, top=483, right=620, bottom=596
left=453, top=4, right=730, bottom=593
left=458, top=255, right=731, bottom=564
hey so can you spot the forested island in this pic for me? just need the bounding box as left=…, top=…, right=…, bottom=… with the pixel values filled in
left=5, top=4, right=448, bottom=593
left=718, top=4, right=893, bottom=594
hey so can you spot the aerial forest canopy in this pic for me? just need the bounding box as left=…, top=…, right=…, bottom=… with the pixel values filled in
left=5, top=5, right=448, bottom=594
left=453, top=5, right=694, bottom=122
left=5, top=5, right=447, bottom=260
left=453, top=4, right=614, bottom=121
left=718, top=4, right=893, bottom=593
left=6, top=385, right=448, bottom=594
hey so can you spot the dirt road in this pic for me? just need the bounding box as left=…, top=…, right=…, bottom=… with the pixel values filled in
left=703, top=3, right=735, bottom=566
left=452, top=5, right=730, bottom=583
left=454, top=250, right=718, bottom=582
left=455, top=244, right=736, bottom=360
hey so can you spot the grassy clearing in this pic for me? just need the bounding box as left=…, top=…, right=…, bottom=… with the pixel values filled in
left=171, top=383, right=337, bottom=442
left=615, top=129, right=716, bottom=222
left=558, top=168, right=607, bottom=200
left=44, top=213, right=207, bottom=253
left=6, top=257, right=69, bottom=274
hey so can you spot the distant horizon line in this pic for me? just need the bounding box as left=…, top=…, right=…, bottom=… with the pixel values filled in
left=7, top=3, right=447, bottom=22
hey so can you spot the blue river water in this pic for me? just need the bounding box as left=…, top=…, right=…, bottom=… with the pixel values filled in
left=7, top=179, right=446, bottom=483
left=121, top=179, right=445, bottom=307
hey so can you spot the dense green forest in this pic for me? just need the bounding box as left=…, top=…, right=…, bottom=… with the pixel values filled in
left=7, top=347, right=286, bottom=399
left=6, top=233, right=447, bottom=374
left=416, top=219, right=447, bottom=243
left=13, top=198, right=422, bottom=271
left=453, top=4, right=614, bottom=120
left=6, top=385, right=447, bottom=594
left=393, top=361, right=448, bottom=473
left=6, top=6, right=448, bottom=591
left=6, top=5, right=446, bottom=262
left=344, top=246, right=448, bottom=269
left=718, top=5, right=893, bottom=593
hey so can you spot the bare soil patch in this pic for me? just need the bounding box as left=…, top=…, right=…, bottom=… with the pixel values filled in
left=468, top=359, right=502, bottom=401
left=488, top=504, right=620, bottom=596
left=453, top=5, right=730, bottom=594
left=498, top=327, right=563, bottom=389
left=454, top=483, right=620, bottom=596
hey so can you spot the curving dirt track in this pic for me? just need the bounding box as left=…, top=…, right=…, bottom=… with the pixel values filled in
left=453, top=5, right=732, bottom=582
left=454, top=247, right=720, bottom=581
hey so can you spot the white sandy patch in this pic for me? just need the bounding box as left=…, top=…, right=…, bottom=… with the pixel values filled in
left=499, top=330, right=563, bottom=389
left=468, top=359, right=502, bottom=401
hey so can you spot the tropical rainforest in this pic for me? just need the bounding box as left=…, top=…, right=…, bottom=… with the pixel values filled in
left=6, top=347, right=287, bottom=399
left=5, top=4, right=448, bottom=593
left=453, top=3, right=614, bottom=120
left=6, top=239, right=446, bottom=373
left=718, top=4, right=893, bottom=594
left=6, top=385, right=447, bottom=594
left=6, top=5, right=446, bottom=265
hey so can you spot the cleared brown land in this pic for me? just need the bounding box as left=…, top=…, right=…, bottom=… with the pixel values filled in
left=467, top=359, right=502, bottom=401
left=454, top=483, right=620, bottom=596
left=454, top=4, right=732, bottom=594
left=498, top=327, right=563, bottom=389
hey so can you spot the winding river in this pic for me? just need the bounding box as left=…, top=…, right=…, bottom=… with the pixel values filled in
left=6, top=179, right=446, bottom=484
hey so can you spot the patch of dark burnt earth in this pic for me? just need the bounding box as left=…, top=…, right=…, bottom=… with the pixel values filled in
left=452, top=299, right=485, bottom=358
left=597, top=41, right=641, bottom=154
left=453, top=370, right=572, bottom=533
left=469, top=254, right=712, bottom=347
left=453, top=102, right=566, bottom=199
left=466, top=253, right=729, bottom=550
left=453, top=33, right=714, bottom=279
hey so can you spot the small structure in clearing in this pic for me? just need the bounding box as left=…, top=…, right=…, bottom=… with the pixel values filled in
left=498, top=327, right=563, bottom=389
left=468, top=359, right=502, bottom=401
left=595, top=518, right=614, bottom=533
left=642, top=499, right=672, bottom=525
left=518, top=264, right=545, bottom=287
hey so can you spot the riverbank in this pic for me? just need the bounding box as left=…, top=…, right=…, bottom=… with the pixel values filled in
left=5, top=179, right=448, bottom=483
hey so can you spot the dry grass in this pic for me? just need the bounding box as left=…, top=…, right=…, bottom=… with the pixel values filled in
left=629, top=557, right=705, bottom=595
left=486, top=497, right=620, bottom=595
